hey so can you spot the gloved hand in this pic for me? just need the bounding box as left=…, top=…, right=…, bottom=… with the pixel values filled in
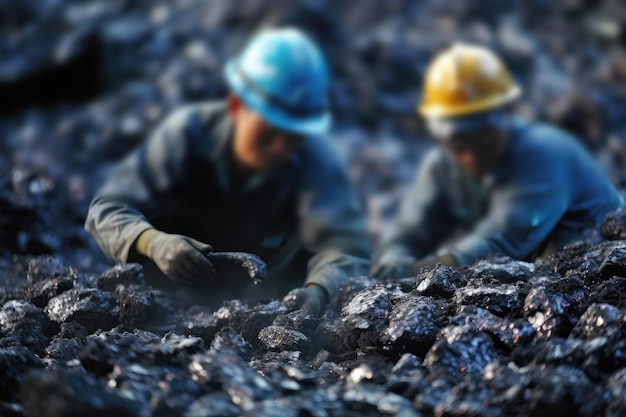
left=371, top=253, right=456, bottom=280
left=136, top=229, right=215, bottom=286
left=370, top=254, right=418, bottom=280
left=283, top=284, right=329, bottom=317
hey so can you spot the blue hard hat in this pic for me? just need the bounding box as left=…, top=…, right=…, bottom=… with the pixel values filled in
left=224, top=28, right=331, bottom=136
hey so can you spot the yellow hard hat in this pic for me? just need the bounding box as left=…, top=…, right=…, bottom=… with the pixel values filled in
left=418, top=43, right=521, bottom=119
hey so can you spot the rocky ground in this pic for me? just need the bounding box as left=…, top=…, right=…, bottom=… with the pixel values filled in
left=1, top=0, right=626, bottom=416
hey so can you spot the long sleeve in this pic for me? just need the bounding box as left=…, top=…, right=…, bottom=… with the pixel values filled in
left=376, top=148, right=456, bottom=264
left=297, top=138, right=371, bottom=298
left=444, top=140, right=571, bottom=266
left=85, top=108, right=192, bottom=263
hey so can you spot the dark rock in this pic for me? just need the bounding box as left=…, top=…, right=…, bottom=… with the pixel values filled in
left=0, top=347, right=44, bottom=401
left=209, top=327, right=254, bottom=362
left=450, top=305, right=536, bottom=350
left=0, top=300, right=50, bottom=354
left=258, top=326, right=311, bottom=355
left=379, top=295, right=448, bottom=358
left=384, top=353, right=426, bottom=399
left=21, top=369, right=143, bottom=417
left=45, top=338, right=84, bottom=361
left=224, top=300, right=289, bottom=349
left=57, top=321, right=89, bottom=341
left=423, top=326, right=498, bottom=381
left=606, top=368, right=626, bottom=417
left=271, top=309, right=319, bottom=336
left=26, top=256, right=74, bottom=285
left=25, top=274, right=74, bottom=308
left=414, top=264, right=467, bottom=298
left=332, top=285, right=402, bottom=351
left=96, top=263, right=144, bottom=291
left=601, top=207, right=626, bottom=240
left=44, top=288, right=118, bottom=332
left=598, top=246, right=626, bottom=279
left=178, top=305, right=220, bottom=345
left=249, top=351, right=302, bottom=375
left=523, top=275, right=589, bottom=338
left=570, top=303, right=625, bottom=339
left=184, top=392, right=241, bottom=417
left=588, top=277, right=626, bottom=309
left=453, top=278, right=528, bottom=317
left=468, top=255, right=536, bottom=283
left=114, top=287, right=156, bottom=327
left=206, top=251, right=267, bottom=284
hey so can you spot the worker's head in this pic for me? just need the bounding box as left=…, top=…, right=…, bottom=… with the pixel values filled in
left=224, top=28, right=331, bottom=171
left=418, top=44, right=521, bottom=178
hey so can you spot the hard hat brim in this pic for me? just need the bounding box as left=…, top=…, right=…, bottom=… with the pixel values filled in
left=224, top=61, right=331, bottom=136
left=418, top=84, right=522, bottom=119
left=426, top=110, right=509, bottom=139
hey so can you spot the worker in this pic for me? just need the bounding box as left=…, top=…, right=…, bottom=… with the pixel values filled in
left=85, top=28, right=370, bottom=315
left=372, top=43, right=625, bottom=279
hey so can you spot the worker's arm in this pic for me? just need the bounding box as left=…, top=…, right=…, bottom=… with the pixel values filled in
left=294, top=138, right=371, bottom=306
left=442, top=148, right=570, bottom=266
left=84, top=108, right=195, bottom=264
left=371, top=149, right=456, bottom=278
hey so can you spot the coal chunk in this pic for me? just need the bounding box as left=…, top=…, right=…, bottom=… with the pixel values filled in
left=258, top=326, right=311, bottom=354
left=379, top=295, right=448, bottom=358
left=450, top=305, right=535, bottom=350
left=570, top=303, right=625, bottom=339
left=220, top=300, right=288, bottom=348
left=178, top=305, right=220, bottom=345
left=414, top=264, right=467, bottom=298
left=21, top=369, right=143, bottom=417
left=423, top=326, right=498, bottom=381
left=24, top=256, right=75, bottom=307
left=468, top=255, right=535, bottom=283
left=523, top=275, right=589, bottom=338
left=44, top=288, right=118, bottom=332
left=206, top=252, right=267, bottom=283
left=96, top=263, right=144, bottom=291
left=453, top=278, right=528, bottom=317
left=598, top=246, right=626, bottom=279
left=45, top=338, right=84, bottom=361
left=114, top=287, right=157, bottom=327
left=0, top=300, right=51, bottom=354
left=271, top=309, right=319, bottom=336
left=0, top=347, right=44, bottom=401
left=332, top=285, right=401, bottom=351
left=588, top=277, right=626, bottom=309
left=209, top=327, right=254, bottom=362
left=601, top=207, right=626, bottom=240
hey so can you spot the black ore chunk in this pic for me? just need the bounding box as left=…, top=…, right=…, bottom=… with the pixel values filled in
left=523, top=275, right=588, bottom=338
left=114, top=287, right=157, bottom=327
left=598, top=246, right=626, bottom=279
left=332, top=285, right=402, bottom=351
left=205, top=251, right=267, bottom=283
left=570, top=303, right=625, bottom=340
left=25, top=256, right=75, bottom=307
left=414, top=264, right=467, bottom=298
left=606, top=368, right=626, bottom=417
left=45, top=338, right=84, bottom=361
left=379, top=295, right=448, bottom=358
left=96, top=263, right=144, bottom=291
left=453, top=278, right=528, bottom=317
left=0, top=300, right=51, bottom=355
left=588, top=277, right=626, bottom=309
left=0, top=347, right=44, bottom=402
left=272, top=309, right=319, bottom=336
left=601, top=207, right=626, bottom=240
left=258, top=325, right=312, bottom=355
left=44, top=288, right=118, bottom=332
left=224, top=300, right=288, bottom=349
left=467, top=255, right=536, bottom=283
left=178, top=305, right=220, bottom=345
left=21, top=369, right=143, bottom=417
left=423, top=326, right=498, bottom=382
left=209, top=327, right=254, bottom=362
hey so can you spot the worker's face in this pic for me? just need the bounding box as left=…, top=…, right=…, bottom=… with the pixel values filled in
left=442, top=128, right=508, bottom=179
left=228, top=95, right=304, bottom=172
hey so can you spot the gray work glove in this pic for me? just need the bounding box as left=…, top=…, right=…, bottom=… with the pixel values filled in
left=283, top=284, right=329, bottom=317
left=371, top=254, right=456, bottom=280
left=142, top=230, right=215, bottom=286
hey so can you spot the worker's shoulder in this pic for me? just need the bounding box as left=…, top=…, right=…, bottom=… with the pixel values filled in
left=513, top=118, right=583, bottom=157
left=160, top=101, right=228, bottom=136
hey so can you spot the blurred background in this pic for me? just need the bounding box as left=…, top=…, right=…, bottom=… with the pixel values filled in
left=1, top=0, right=625, bottom=273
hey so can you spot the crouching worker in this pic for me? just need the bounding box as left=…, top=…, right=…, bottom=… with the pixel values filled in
left=372, top=44, right=624, bottom=280
left=85, top=28, right=370, bottom=315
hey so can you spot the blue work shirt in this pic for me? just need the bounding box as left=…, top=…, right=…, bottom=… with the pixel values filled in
left=378, top=118, right=625, bottom=266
